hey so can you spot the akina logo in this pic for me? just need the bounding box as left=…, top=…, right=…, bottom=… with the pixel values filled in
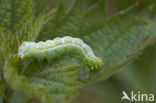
left=121, top=91, right=155, bottom=102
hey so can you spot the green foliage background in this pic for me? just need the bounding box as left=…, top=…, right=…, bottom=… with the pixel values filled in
left=0, top=0, right=156, bottom=103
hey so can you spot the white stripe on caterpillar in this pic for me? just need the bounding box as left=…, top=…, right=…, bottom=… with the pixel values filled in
left=18, top=36, right=103, bottom=69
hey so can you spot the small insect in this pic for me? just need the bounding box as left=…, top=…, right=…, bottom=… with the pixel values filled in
left=18, top=36, right=103, bottom=69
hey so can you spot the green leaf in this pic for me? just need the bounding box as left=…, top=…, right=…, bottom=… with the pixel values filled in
left=37, top=0, right=106, bottom=40
left=23, top=57, right=83, bottom=102
left=17, top=9, right=57, bottom=42
left=6, top=34, right=103, bottom=102
left=0, top=9, right=56, bottom=58
left=83, top=9, right=156, bottom=81
left=113, top=44, right=156, bottom=94
left=3, top=0, right=156, bottom=102
left=0, top=0, right=34, bottom=33
left=1, top=9, right=56, bottom=102
left=4, top=56, right=53, bottom=103
left=37, top=0, right=156, bottom=82
left=4, top=56, right=86, bottom=102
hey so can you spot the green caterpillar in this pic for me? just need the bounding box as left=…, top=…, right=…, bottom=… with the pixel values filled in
left=18, top=36, right=103, bottom=69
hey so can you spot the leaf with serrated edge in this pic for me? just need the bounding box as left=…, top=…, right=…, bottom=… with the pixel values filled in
left=4, top=0, right=156, bottom=102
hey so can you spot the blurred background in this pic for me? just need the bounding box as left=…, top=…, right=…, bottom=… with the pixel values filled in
left=1, top=0, right=156, bottom=103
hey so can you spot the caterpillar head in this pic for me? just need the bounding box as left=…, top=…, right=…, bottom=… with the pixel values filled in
left=84, top=57, right=103, bottom=70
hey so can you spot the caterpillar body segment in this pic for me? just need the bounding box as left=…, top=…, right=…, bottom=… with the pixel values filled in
left=18, top=36, right=103, bottom=69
